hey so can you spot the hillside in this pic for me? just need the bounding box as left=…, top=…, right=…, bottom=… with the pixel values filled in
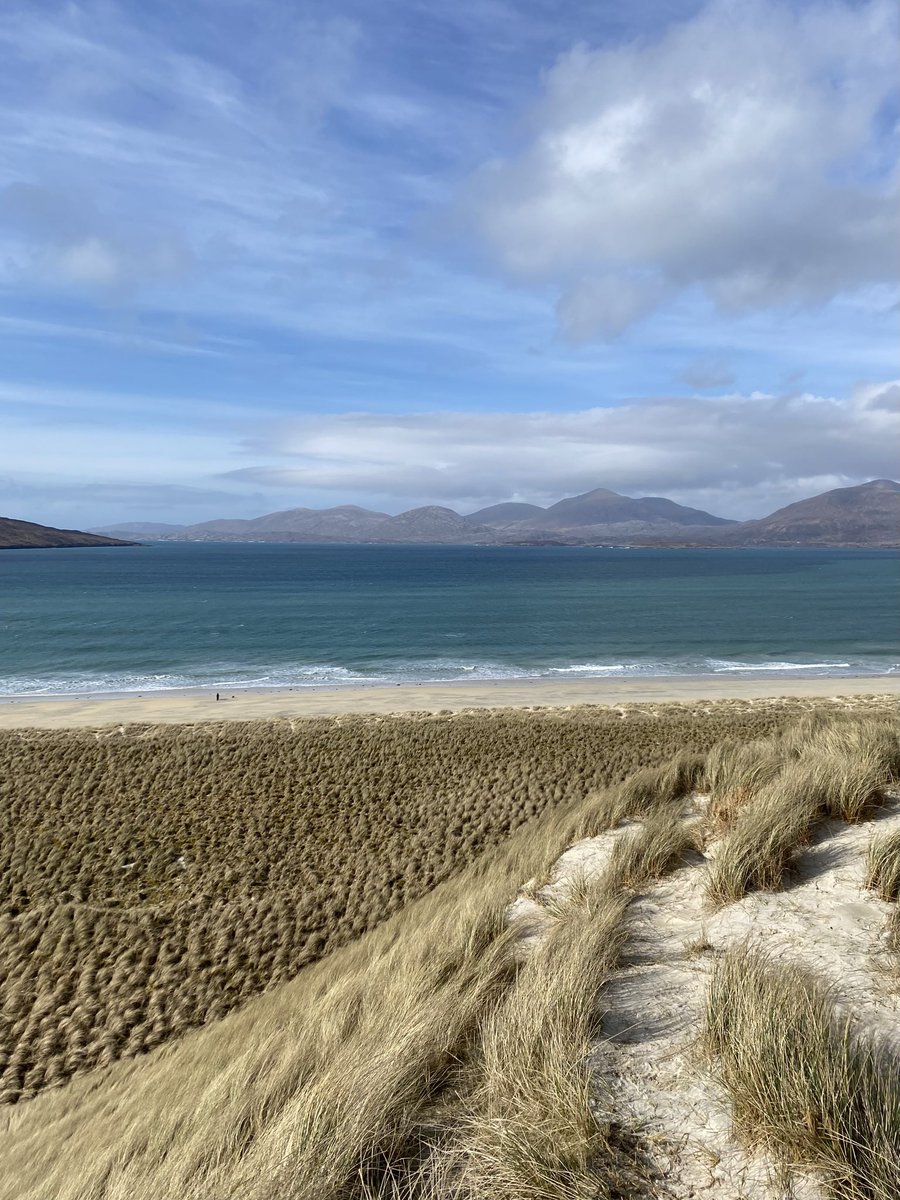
left=152, top=488, right=734, bottom=545
left=0, top=516, right=135, bottom=549
left=466, top=501, right=547, bottom=525
left=165, top=504, right=497, bottom=544
left=715, top=479, right=900, bottom=547
left=515, top=486, right=735, bottom=532
left=1, top=700, right=898, bottom=1200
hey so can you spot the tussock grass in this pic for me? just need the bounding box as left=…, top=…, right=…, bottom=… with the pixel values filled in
left=706, top=716, right=899, bottom=907
left=865, top=830, right=900, bottom=902
left=221, top=906, right=520, bottom=1200
left=702, top=945, right=900, bottom=1199
left=703, top=738, right=788, bottom=831
left=784, top=713, right=900, bottom=781
left=606, top=808, right=699, bottom=891
left=0, top=701, right=897, bottom=1198
left=577, top=749, right=705, bottom=838
left=1, top=705, right=779, bottom=1103
left=0, top=867, right=523, bottom=1200
left=705, top=766, right=823, bottom=906
left=704, top=715, right=899, bottom=835
left=450, top=887, right=632, bottom=1200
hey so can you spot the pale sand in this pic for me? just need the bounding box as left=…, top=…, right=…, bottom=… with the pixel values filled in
left=0, top=674, right=896, bottom=729
left=513, top=790, right=900, bottom=1198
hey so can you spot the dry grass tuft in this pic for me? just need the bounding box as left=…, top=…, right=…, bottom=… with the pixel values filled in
left=865, top=830, right=900, bottom=903
left=703, top=737, right=789, bottom=831
left=606, top=808, right=699, bottom=891
left=451, top=886, right=633, bottom=1200
left=705, top=766, right=823, bottom=906
left=702, top=945, right=900, bottom=1200
left=705, top=715, right=899, bottom=907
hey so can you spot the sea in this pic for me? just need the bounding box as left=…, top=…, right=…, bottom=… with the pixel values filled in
left=1, top=543, right=898, bottom=696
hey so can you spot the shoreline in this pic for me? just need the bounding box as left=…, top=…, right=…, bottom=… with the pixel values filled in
left=0, top=673, right=897, bottom=729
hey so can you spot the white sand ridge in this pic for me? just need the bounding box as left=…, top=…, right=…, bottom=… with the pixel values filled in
left=511, top=791, right=900, bottom=1199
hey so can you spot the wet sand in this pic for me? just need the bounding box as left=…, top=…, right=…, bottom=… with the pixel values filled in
left=0, top=675, right=896, bottom=728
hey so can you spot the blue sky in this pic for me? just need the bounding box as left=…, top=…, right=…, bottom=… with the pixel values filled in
left=0, top=0, right=897, bottom=527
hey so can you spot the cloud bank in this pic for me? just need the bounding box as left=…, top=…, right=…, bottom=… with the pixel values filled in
left=227, top=382, right=899, bottom=519
left=467, top=0, right=899, bottom=340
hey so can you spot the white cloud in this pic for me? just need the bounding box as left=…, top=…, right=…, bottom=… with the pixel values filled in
left=225, top=381, right=900, bottom=518
left=466, top=0, right=899, bottom=339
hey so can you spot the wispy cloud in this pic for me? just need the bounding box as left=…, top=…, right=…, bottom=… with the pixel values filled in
left=0, top=0, right=896, bottom=526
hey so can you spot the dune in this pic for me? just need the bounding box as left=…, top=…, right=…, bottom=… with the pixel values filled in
left=1, top=700, right=899, bottom=1199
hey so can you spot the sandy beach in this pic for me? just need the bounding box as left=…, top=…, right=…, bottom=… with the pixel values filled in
left=0, top=674, right=896, bottom=728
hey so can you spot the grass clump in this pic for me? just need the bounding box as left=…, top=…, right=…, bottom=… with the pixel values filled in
left=865, top=829, right=900, bottom=903
left=606, top=808, right=699, bottom=891
left=577, top=750, right=705, bottom=838
left=452, top=886, right=633, bottom=1200
left=702, top=945, right=900, bottom=1200
left=705, top=767, right=823, bottom=906
left=705, top=715, right=900, bottom=907
left=703, top=737, right=789, bottom=831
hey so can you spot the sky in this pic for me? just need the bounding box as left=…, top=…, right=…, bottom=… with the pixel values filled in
left=0, top=0, right=897, bottom=528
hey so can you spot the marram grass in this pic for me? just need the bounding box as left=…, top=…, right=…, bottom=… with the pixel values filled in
left=703, top=945, right=900, bottom=1200
left=0, top=702, right=806, bottom=1103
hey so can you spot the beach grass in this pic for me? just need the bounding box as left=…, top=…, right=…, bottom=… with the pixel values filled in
left=702, top=945, right=900, bottom=1199
left=865, top=829, right=900, bottom=902
left=0, top=701, right=815, bottom=1104
left=705, top=715, right=899, bottom=906
left=0, top=700, right=898, bottom=1199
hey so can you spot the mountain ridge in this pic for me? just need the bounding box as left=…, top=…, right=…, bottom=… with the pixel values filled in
left=136, top=480, right=900, bottom=548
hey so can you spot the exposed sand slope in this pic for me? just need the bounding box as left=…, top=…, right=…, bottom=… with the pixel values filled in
left=512, top=792, right=900, bottom=1199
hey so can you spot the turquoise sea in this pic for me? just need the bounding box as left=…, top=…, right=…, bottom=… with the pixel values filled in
left=0, top=543, right=897, bottom=695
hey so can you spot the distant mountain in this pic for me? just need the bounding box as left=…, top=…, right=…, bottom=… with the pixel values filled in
left=0, top=517, right=136, bottom=550
left=375, top=506, right=494, bottom=543
left=515, top=487, right=735, bottom=533
left=90, top=521, right=186, bottom=539
left=166, top=505, right=390, bottom=541
left=714, top=480, right=900, bottom=547
left=164, top=505, right=495, bottom=545
left=142, top=480, right=899, bottom=548
left=466, top=502, right=547, bottom=527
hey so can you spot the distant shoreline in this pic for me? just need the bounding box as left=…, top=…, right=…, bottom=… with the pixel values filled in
left=1, top=673, right=897, bottom=729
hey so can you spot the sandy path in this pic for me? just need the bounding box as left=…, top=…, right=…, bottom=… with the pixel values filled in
left=0, top=675, right=896, bottom=729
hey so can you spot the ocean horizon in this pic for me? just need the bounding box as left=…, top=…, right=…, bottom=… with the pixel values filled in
left=2, top=543, right=897, bottom=697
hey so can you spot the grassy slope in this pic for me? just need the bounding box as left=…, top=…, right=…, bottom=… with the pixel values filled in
left=1, top=701, right=898, bottom=1200
left=0, top=702, right=802, bottom=1104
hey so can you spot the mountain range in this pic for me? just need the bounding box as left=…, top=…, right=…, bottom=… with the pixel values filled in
left=90, top=478, right=900, bottom=549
